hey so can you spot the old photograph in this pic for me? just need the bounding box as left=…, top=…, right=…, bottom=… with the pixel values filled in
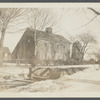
left=0, top=3, right=100, bottom=97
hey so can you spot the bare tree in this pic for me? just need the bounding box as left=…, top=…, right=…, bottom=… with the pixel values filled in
left=77, top=32, right=97, bottom=60
left=26, top=8, right=60, bottom=79
left=27, top=8, right=58, bottom=60
left=29, top=8, right=57, bottom=31
left=0, top=8, right=28, bottom=66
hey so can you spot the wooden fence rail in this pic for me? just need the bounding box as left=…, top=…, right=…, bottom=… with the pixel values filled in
left=3, top=59, right=31, bottom=66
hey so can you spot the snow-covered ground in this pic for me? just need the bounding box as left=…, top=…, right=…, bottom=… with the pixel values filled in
left=0, top=65, right=100, bottom=97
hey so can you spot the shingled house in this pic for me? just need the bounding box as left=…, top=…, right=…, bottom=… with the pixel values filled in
left=12, top=27, right=71, bottom=65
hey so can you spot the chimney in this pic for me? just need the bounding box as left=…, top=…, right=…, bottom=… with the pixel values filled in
left=46, top=27, right=52, bottom=34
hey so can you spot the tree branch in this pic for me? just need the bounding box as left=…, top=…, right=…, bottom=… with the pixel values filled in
left=79, top=15, right=98, bottom=28
left=77, top=8, right=100, bottom=29
left=88, top=7, right=100, bottom=15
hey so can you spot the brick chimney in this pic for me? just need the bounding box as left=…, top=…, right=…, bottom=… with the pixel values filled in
left=46, top=27, right=52, bottom=34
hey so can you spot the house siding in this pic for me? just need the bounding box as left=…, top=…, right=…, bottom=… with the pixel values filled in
left=12, top=28, right=35, bottom=61
left=35, top=39, right=70, bottom=65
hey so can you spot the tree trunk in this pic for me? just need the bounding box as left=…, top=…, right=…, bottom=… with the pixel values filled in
left=0, top=29, right=6, bottom=66
left=0, top=46, right=3, bottom=66
left=80, top=53, right=84, bottom=64
left=28, top=28, right=36, bottom=78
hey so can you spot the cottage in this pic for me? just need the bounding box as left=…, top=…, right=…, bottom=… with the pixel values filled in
left=12, top=27, right=71, bottom=65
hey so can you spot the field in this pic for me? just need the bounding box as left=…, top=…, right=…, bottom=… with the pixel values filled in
left=0, top=65, right=100, bottom=97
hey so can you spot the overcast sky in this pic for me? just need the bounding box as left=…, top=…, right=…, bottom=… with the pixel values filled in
left=1, top=3, right=100, bottom=60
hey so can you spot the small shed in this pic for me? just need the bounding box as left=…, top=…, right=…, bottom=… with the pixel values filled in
left=2, top=47, right=11, bottom=61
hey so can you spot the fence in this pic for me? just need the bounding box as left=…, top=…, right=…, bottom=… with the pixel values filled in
left=2, top=58, right=100, bottom=70
left=3, top=59, right=31, bottom=67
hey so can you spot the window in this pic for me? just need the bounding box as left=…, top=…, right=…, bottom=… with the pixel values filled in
left=28, top=39, right=30, bottom=43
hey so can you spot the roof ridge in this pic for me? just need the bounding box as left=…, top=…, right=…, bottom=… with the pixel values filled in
left=23, top=28, right=70, bottom=45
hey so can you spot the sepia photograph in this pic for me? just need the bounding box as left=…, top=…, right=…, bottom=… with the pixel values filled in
left=0, top=3, right=100, bottom=97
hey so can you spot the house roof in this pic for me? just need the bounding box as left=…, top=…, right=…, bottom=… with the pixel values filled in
left=3, top=47, right=10, bottom=54
left=26, top=28, right=71, bottom=45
